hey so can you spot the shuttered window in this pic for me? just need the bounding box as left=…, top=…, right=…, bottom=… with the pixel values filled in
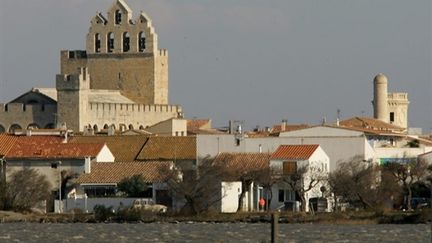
left=283, top=161, right=297, bottom=175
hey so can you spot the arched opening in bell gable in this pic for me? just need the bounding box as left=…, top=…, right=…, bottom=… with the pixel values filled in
left=138, top=32, right=146, bottom=52
left=107, top=32, right=114, bottom=53
left=123, top=32, right=130, bottom=52
left=95, top=33, right=101, bottom=53
left=115, top=10, right=122, bottom=25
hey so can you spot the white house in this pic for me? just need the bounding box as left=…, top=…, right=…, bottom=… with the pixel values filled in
left=196, top=126, right=374, bottom=172
left=71, top=161, right=174, bottom=212
left=269, top=144, right=330, bottom=212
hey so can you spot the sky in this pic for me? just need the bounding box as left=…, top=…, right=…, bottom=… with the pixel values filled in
left=0, top=0, right=431, bottom=131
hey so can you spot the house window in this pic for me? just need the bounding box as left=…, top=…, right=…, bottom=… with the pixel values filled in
left=84, top=186, right=116, bottom=198
left=139, top=32, right=146, bottom=52
left=107, top=33, right=114, bottom=53
left=115, top=10, right=122, bottom=25
left=278, top=190, right=284, bottom=202
left=95, top=33, right=101, bottom=53
left=389, top=112, right=395, bottom=123
left=283, top=161, right=297, bottom=175
left=123, top=32, right=130, bottom=52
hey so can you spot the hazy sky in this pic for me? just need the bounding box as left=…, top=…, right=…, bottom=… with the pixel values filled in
left=0, top=0, right=431, bottom=131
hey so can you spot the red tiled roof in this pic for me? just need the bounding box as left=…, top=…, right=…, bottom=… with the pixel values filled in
left=75, top=161, right=173, bottom=184
left=270, top=145, right=319, bottom=160
left=136, top=137, right=196, bottom=160
left=7, top=141, right=105, bottom=159
left=0, top=134, right=18, bottom=156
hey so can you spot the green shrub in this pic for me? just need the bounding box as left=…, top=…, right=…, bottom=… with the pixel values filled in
left=93, top=205, right=114, bottom=222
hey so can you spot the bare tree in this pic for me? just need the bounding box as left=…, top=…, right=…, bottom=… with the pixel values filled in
left=384, top=158, right=429, bottom=210
left=329, top=156, right=402, bottom=211
left=328, top=158, right=379, bottom=209
left=3, top=168, right=51, bottom=211
left=259, top=167, right=278, bottom=211
left=161, top=158, right=228, bottom=215
left=281, top=164, right=326, bottom=212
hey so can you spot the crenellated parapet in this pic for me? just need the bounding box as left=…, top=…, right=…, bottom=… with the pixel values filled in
left=56, top=67, right=90, bottom=91
left=89, top=103, right=181, bottom=113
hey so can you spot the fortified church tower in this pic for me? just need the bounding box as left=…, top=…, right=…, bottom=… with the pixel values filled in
left=55, top=0, right=181, bottom=132
left=61, top=0, right=168, bottom=104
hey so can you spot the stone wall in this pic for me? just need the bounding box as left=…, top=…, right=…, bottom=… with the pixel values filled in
left=0, top=103, right=57, bottom=132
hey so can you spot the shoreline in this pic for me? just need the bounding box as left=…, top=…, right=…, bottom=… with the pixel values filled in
left=1, top=210, right=430, bottom=225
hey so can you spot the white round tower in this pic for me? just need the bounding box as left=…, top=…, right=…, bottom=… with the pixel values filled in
left=373, top=73, right=388, bottom=122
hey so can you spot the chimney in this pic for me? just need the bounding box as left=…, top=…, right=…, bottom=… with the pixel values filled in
left=259, top=144, right=262, bottom=153
left=84, top=157, right=91, bottom=174
left=229, top=120, right=233, bottom=134
left=108, top=125, right=115, bottom=136
left=281, top=119, right=287, bottom=131
left=336, top=118, right=340, bottom=126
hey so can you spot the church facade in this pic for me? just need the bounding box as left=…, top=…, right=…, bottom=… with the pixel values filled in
left=0, top=0, right=182, bottom=133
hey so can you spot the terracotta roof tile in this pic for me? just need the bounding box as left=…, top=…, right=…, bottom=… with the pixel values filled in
left=7, top=141, right=105, bottom=159
left=340, top=117, right=405, bottom=133
left=270, top=145, right=319, bottom=160
left=271, top=124, right=310, bottom=136
left=136, top=137, right=196, bottom=161
left=4, top=135, right=64, bottom=159
left=76, top=161, right=173, bottom=184
left=70, top=135, right=149, bottom=162
left=213, top=152, right=270, bottom=172
left=187, top=119, right=211, bottom=131
left=0, top=134, right=18, bottom=156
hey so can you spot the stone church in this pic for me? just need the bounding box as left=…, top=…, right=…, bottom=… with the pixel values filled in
left=0, top=0, right=182, bottom=133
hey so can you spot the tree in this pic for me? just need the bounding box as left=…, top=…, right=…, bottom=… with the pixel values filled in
left=259, top=167, right=278, bottom=211
left=60, top=170, right=78, bottom=199
left=2, top=168, right=51, bottom=211
left=161, top=158, right=227, bottom=215
left=383, top=158, right=429, bottom=210
left=117, top=175, right=148, bottom=197
left=329, top=156, right=401, bottom=211
left=281, top=163, right=326, bottom=212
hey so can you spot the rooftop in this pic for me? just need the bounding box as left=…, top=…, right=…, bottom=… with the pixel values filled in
left=213, top=152, right=270, bottom=173
left=70, top=135, right=149, bottom=162
left=271, top=144, right=320, bottom=160
left=136, top=136, right=196, bottom=160
left=6, top=135, right=104, bottom=159
left=76, top=161, right=173, bottom=184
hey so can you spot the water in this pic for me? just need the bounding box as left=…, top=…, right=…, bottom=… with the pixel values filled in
left=0, top=223, right=430, bottom=242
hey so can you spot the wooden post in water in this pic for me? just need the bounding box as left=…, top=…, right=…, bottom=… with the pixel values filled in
left=271, top=212, right=279, bottom=243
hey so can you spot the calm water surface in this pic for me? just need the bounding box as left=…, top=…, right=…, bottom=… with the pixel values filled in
left=0, top=222, right=430, bottom=242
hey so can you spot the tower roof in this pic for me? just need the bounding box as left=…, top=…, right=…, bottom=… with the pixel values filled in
left=374, top=73, right=388, bottom=84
